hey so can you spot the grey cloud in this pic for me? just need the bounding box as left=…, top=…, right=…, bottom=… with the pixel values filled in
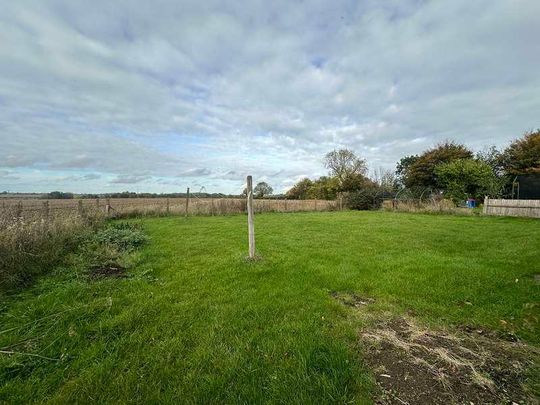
left=0, top=0, right=539, bottom=193
left=110, top=175, right=151, bottom=184
left=177, top=168, right=212, bottom=177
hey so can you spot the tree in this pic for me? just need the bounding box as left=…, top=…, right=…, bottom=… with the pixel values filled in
left=501, top=129, right=540, bottom=175
left=285, top=178, right=313, bottom=199
left=42, top=191, right=74, bottom=199
left=403, top=141, right=473, bottom=189
left=324, top=149, right=368, bottom=190
left=306, top=176, right=339, bottom=200
left=476, top=146, right=504, bottom=176
left=372, top=168, right=399, bottom=193
left=395, top=155, right=418, bottom=185
left=435, top=159, right=504, bottom=203
left=253, top=182, right=273, bottom=198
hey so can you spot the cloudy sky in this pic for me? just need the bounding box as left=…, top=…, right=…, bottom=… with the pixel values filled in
left=1, top=0, right=539, bottom=194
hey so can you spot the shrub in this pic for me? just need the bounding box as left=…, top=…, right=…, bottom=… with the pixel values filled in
left=435, top=158, right=505, bottom=203
left=346, top=187, right=383, bottom=210
left=92, top=222, right=148, bottom=251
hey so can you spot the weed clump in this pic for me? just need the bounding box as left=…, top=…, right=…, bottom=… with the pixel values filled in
left=92, top=222, right=148, bottom=251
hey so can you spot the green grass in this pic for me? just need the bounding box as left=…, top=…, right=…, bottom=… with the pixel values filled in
left=1, top=211, right=539, bottom=403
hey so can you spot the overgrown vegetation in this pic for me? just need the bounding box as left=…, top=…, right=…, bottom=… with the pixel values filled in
left=0, top=209, right=103, bottom=291
left=92, top=222, right=148, bottom=251
left=0, top=212, right=538, bottom=403
left=0, top=208, right=147, bottom=292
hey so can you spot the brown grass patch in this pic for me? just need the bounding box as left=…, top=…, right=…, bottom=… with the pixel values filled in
left=361, top=317, right=537, bottom=404
left=331, top=292, right=538, bottom=404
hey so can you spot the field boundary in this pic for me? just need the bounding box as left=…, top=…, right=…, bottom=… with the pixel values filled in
left=483, top=197, right=540, bottom=218
left=0, top=197, right=339, bottom=219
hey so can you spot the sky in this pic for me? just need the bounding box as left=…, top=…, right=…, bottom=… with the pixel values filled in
left=1, top=0, right=539, bottom=194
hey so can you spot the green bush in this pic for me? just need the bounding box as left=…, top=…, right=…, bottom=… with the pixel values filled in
left=92, top=222, right=148, bottom=251
left=346, top=188, right=384, bottom=210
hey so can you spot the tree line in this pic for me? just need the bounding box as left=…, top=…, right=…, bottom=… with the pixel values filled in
left=286, top=129, right=540, bottom=207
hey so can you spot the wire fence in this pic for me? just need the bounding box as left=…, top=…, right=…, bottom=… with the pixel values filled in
left=0, top=197, right=340, bottom=220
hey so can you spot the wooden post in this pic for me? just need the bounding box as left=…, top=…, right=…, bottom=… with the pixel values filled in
left=185, top=187, right=190, bottom=217
left=42, top=200, right=49, bottom=222
left=16, top=200, right=23, bottom=218
left=246, top=176, right=256, bottom=259
left=105, top=198, right=111, bottom=216
left=483, top=196, right=488, bottom=215
left=77, top=200, right=84, bottom=217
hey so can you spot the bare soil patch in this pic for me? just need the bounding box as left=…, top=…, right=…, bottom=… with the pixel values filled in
left=330, top=291, right=375, bottom=307
left=362, top=317, right=538, bottom=404
left=331, top=292, right=538, bottom=404
left=88, top=264, right=127, bottom=279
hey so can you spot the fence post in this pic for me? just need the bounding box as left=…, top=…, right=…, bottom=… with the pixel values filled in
left=95, top=198, right=99, bottom=213
left=483, top=196, right=488, bottom=215
left=16, top=200, right=23, bottom=218
left=42, top=200, right=49, bottom=222
left=247, top=176, right=256, bottom=259
left=185, top=187, right=190, bottom=217
left=77, top=200, right=84, bottom=217
left=166, top=198, right=170, bottom=215
left=105, top=198, right=111, bottom=216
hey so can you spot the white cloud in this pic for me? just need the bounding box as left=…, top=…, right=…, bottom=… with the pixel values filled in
left=0, top=0, right=539, bottom=193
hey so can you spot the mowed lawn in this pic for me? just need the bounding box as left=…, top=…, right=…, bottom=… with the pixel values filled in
left=1, top=211, right=539, bottom=403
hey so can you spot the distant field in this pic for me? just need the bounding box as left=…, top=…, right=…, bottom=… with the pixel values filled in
left=0, top=197, right=337, bottom=216
left=1, top=212, right=538, bottom=403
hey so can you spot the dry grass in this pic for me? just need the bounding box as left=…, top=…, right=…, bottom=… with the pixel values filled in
left=1, top=197, right=339, bottom=218
left=0, top=207, right=104, bottom=291
left=382, top=199, right=476, bottom=215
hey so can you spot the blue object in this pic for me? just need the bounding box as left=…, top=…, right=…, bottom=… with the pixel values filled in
left=466, top=199, right=476, bottom=208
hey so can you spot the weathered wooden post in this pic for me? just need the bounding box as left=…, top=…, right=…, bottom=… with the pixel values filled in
left=105, top=198, right=111, bottom=216
left=483, top=196, right=489, bottom=215
left=185, top=187, right=190, bottom=217
left=16, top=200, right=23, bottom=218
left=95, top=198, right=100, bottom=213
left=77, top=200, right=84, bottom=217
left=246, top=176, right=256, bottom=259
left=42, top=200, right=49, bottom=222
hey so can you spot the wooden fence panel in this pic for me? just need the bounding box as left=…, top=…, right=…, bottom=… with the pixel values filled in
left=483, top=198, right=540, bottom=218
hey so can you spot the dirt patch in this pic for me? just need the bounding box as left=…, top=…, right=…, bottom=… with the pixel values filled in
left=88, top=264, right=127, bottom=279
left=331, top=291, right=375, bottom=307
left=361, top=317, right=537, bottom=404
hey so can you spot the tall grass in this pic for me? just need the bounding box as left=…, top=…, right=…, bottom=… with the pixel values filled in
left=0, top=208, right=104, bottom=291
left=382, top=198, right=478, bottom=215
left=3, top=197, right=339, bottom=218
